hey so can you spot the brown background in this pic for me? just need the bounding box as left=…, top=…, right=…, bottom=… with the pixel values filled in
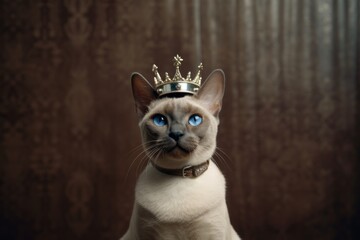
left=1, top=0, right=359, bottom=239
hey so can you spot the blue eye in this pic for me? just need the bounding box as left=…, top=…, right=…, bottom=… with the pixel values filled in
left=152, top=114, right=167, bottom=126
left=188, top=114, right=203, bottom=126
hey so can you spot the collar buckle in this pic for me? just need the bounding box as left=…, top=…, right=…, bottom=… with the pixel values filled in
left=182, top=165, right=192, bottom=178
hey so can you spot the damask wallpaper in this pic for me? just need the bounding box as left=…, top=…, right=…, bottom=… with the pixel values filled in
left=0, top=0, right=359, bottom=239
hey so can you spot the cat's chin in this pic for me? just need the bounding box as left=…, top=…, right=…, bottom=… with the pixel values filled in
left=162, top=138, right=197, bottom=157
left=151, top=145, right=195, bottom=168
left=166, top=145, right=191, bottom=158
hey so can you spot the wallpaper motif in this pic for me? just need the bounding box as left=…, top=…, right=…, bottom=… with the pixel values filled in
left=0, top=0, right=359, bottom=239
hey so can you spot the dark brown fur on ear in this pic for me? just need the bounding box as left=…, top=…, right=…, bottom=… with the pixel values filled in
left=195, top=69, right=225, bottom=117
left=131, top=73, right=158, bottom=119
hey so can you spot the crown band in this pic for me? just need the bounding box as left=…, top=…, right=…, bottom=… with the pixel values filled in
left=152, top=54, right=203, bottom=97
left=156, top=82, right=200, bottom=96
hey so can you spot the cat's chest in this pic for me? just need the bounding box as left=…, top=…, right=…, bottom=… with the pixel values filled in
left=137, top=218, right=226, bottom=240
left=135, top=162, right=226, bottom=222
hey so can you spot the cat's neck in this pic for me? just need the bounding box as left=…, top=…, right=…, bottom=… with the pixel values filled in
left=135, top=161, right=226, bottom=222
left=151, top=160, right=210, bottom=178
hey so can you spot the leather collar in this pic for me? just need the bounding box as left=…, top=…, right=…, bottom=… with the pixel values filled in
left=152, top=160, right=210, bottom=178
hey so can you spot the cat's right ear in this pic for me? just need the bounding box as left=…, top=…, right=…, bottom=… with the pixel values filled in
left=195, top=69, right=225, bottom=118
left=131, top=73, right=158, bottom=119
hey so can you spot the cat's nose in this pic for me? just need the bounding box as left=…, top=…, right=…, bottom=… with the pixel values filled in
left=169, top=131, right=184, bottom=141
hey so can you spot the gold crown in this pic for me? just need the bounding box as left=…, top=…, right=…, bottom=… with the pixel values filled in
left=152, top=54, right=203, bottom=97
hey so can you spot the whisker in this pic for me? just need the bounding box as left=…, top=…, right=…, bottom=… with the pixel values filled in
left=213, top=147, right=232, bottom=171
left=136, top=147, right=159, bottom=176
left=152, top=148, right=163, bottom=166
left=125, top=150, right=146, bottom=181
left=216, top=147, right=232, bottom=161
left=135, top=152, right=149, bottom=177
left=127, top=140, right=159, bottom=157
left=145, top=147, right=163, bottom=178
left=125, top=143, right=160, bottom=181
left=211, top=157, right=220, bottom=169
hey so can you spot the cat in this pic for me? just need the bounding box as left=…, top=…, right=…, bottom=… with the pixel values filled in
left=121, top=69, right=240, bottom=240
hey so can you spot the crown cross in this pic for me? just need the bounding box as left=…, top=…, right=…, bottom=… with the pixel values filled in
left=152, top=54, right=203, bottom=97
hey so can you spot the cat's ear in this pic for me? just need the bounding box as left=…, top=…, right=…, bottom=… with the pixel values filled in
left=195, top=69, right=225, bottom=117
left=131, top=73, right=158, bottom=119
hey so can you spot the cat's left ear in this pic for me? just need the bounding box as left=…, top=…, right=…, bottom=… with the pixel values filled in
left=195, top=69, right=225, bottom=118
left=131, top=73, right=158, bottom=119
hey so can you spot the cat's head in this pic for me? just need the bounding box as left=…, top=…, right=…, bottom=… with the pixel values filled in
left=131, top=70, right=225, bottom=169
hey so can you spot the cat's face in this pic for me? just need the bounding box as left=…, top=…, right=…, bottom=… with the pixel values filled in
left=131, top=69, right=225, bottom=168
left=139, top=97, right=218, bottom=168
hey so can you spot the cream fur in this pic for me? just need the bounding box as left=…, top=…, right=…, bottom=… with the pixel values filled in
left=121, top=162, right=240, bottom=240
left=121, top=70, right=240, bottom=239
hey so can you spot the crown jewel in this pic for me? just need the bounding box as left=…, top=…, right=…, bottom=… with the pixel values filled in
left=152, top=54, right=203, bottom=97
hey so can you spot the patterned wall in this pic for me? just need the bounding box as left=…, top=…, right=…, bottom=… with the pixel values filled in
left=0, top=0, right=359, bottom=239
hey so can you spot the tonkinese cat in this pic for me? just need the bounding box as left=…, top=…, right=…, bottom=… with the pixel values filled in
left=121, top=61, right=240, bottom=239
